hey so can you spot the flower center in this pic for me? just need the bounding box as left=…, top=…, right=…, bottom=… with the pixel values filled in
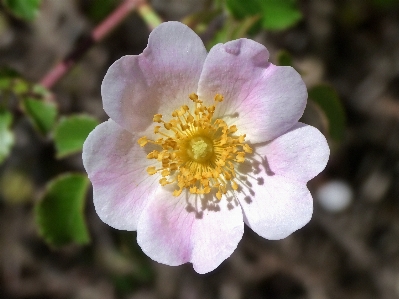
left=137, top=93, right=252, bottom=200
left=187, top=136, right=213, bottom=162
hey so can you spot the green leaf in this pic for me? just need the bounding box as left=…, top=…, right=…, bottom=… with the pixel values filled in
left=35, top=173, right=90, bottom=247
left=0, top=70, right=44, bottom=97
left=226, top=0, right=302, bottom=31
left=308, top=84, right=346, bottom=141
left=0, top=72, right=58, bottom=136
left=0, top=67, right=20, bottom=91
left=54, top=115, right=99, bottom=158
left=259, top=0, right=302, bottom=30
left=0, top=67, right=20, bottom=78
left=13, top=78, right=30, bottom=94
left=276, top=50, right=293, bottom=67
left=182, top=9, right=222, bottom=34
left=207, top=15, right=261, bottom=50
left=87, top=0, right=117, bottom=22
left=2, top=0, right=42, bottom=21
left=0, top=109, right=14, bottom=164
left=0, top=77, right=12, bottom=91
left=226, top=0, right=262, bottom=19
left=21, top=98, right=57, bottom=135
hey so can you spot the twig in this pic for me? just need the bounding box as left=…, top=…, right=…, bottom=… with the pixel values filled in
left=39, top=0, right=146, bottom=89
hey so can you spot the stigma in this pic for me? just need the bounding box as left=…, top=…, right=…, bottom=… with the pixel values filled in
left=187, top=136, right=213, bottom=162
left=137, top=93, right=252, bottom=200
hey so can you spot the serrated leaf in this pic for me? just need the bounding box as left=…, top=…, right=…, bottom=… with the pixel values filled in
left=308, top=84, right=346, bottom=141
left=0, top=109, right=14, bottom=164
left=54, top=115, right=99, bottom=158
left=226, top=0, right=302, bottom=31
left=35, top=173, right=90, bottom=247
left=21, top=98, right=57, bottom=135
left=2, top=0, right=41, bottom=21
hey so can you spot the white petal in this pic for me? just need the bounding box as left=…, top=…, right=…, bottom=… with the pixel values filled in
left=257, top=123, right=329, bottom=183
left=102, top=22, right=207, bottom=133
left=198, top=39, right=307, bottom=143
left=82, top=119, right=158, bottom=230
left=137, top=189, right=243, bottom=273
left=235, top=160, right=313, bottom=240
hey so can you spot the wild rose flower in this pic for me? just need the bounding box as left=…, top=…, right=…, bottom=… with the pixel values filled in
left=82, top=21, right=329, bottom=274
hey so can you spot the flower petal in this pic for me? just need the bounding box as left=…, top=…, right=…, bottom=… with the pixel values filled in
left=102, top=21, right=207, bottom=133
left=258, top=123, right=329, bottom=183
left=236, top=161, right=313, bottom=240
left=197, top=38, right=307, bottom=143
left=191, top=194, right=244, bottom=274
left=82, top=119, right=158, bottom=231
left=137, top=189, right=244, bottom=274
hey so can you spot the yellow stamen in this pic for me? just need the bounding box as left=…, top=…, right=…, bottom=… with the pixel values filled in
left=232, top=181, right=239, bottom=191
left=147, top=166, right=157, bottom=175
left=214, top=94, right=224, bottom=102
left=138, top=136, right=148, bottom=147
left=138, top=93, right=252, bottom=200
left=153, top=114, right=163, bottom=122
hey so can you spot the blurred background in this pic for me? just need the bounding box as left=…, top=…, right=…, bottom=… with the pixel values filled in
left=1, top=0, right=399, bottom=298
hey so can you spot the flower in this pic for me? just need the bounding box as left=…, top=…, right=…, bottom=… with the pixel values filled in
left=82, top=21, right=329, bottom=274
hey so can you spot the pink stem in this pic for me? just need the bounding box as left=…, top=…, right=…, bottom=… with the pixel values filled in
left=40, top=0, right=145, bottom=89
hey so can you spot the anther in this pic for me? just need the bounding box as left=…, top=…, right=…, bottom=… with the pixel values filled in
left=153, top=114, right=163, bottom=122
left=231, top=181, right=238, bottom=190
left=243, top=144, right=253, bottom=153
left=137, top=136, right=148, bottom=147
left=189, top=93, right=202, bottom=103
left=214, top=94, right=224, bottom=102
left=147, top=166, right=157, bottom=175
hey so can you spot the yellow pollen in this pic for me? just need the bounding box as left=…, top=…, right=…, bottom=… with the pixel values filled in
left=138, top=93, right=252, bottom=200
left=153, top=114, right=163, bottom=122
left=146, top=166, right=157, bottom=175
left=186, top=136, right=213, bottom=162
left=138, top=136, right=148, bottom=147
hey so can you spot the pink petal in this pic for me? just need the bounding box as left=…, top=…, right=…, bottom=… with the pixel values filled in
left=82, top=119, right=158, bottom=230
left=191, top=194, right=244, bottom=274
left=236, top=162, right=313, bottom=240
left=137, top=189, right=244, bottom=274
left=198, top=39, right=307, bottom=143
left=102, top=21, right=207, bottom=133
left=259, top=123, right=329, bottom=183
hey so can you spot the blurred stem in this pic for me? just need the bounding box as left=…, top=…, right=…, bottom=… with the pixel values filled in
left=39, top=0, right=162, bottom=89
left=137, top=3, right=163, bottom=30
